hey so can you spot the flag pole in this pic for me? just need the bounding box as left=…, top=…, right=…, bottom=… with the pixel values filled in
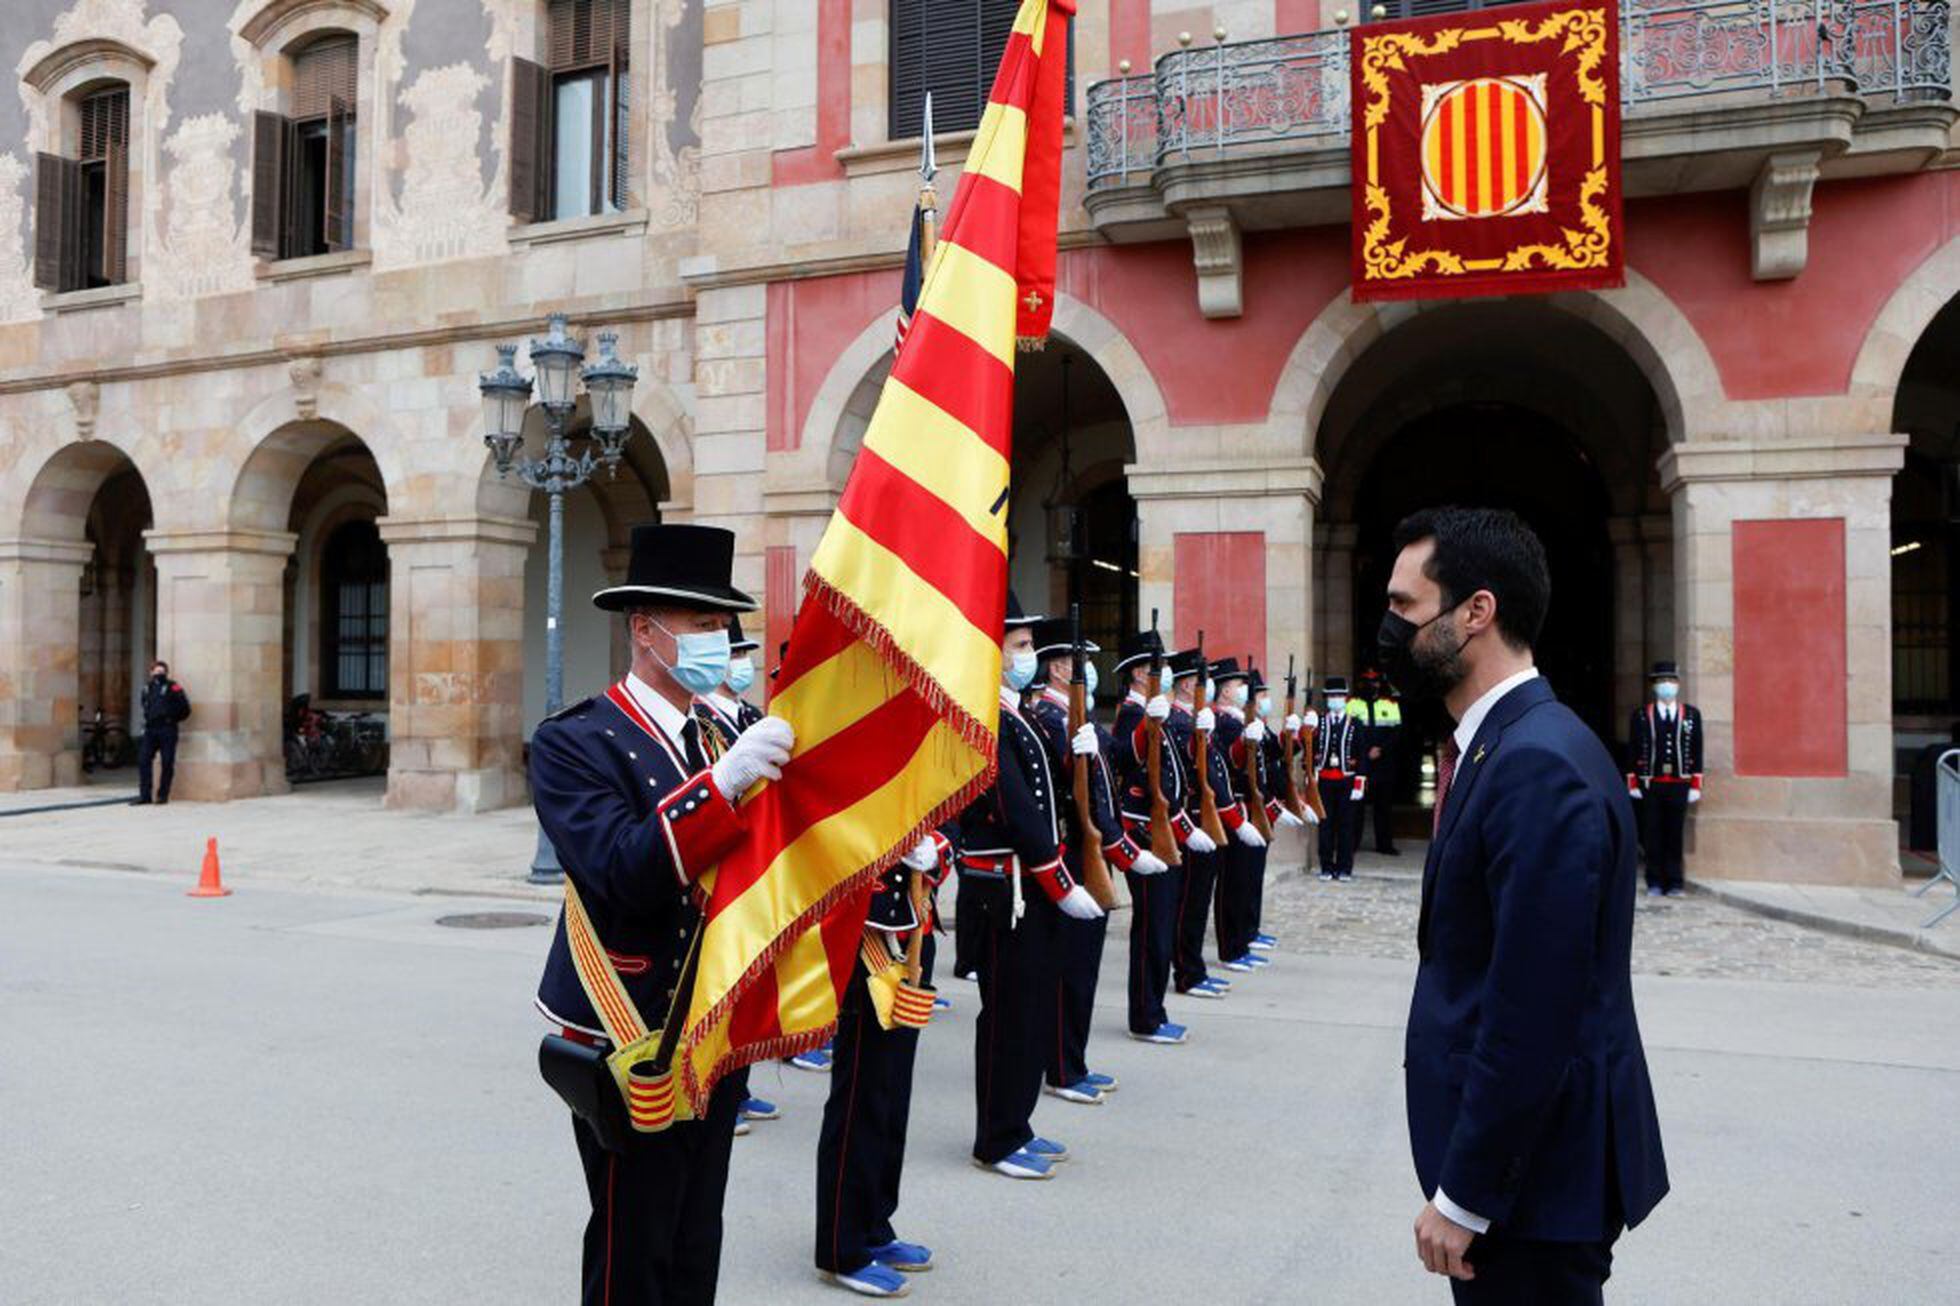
left=918, top=92, right=938, bottom=265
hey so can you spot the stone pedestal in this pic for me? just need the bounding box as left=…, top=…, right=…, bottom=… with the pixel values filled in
left=0, top=537, right=96, bottom=789
left=145, top=529, right=299, bottom=801
left=377, top=515, right=536, bottom=814
left=1660, top=433, right=1905, bottom=885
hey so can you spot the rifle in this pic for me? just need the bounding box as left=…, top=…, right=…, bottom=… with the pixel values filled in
left=1143, top=608, right=1181, bottom=865
left=1277, top=655, right=1311, bottom=821
left=1301, top=667, right=1328, bottom=822
left=1192, top=630, right=1228, bottom=845
left=1069, top=603, right=1118, bottom=909
left=1239, top=651, right=1275, bottom=840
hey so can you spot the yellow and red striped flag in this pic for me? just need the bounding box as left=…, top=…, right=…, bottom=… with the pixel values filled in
left=671, top=0, right=1076, bottom=1113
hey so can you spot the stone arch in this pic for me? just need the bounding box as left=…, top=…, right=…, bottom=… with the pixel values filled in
left=226, top=381, right=408, bottom=531
left=1270, top=268, right=1723, bottom=454
left=14, top=434, right=161, bottom=544
left=1850, top=233, right=1960, bottom=402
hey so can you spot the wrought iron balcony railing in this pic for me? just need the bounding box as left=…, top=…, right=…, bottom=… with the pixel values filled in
left=1084, top=0, right=1952, bottom=189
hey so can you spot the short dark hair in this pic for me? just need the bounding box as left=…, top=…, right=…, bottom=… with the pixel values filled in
left=151, top=658, right=169, bottom=674
left=1390, top=507, right=1550, bottom=652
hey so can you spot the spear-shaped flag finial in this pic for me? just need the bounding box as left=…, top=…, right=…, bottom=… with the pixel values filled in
left=920, top=91, right=936, bottom=184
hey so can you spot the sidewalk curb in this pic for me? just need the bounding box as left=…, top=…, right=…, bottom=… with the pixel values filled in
left=1691, top=881, right=1960, bottom=964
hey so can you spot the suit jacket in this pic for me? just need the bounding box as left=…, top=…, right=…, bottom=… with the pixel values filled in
left=531, top=684, right=749, bottom=1038
left=1407, top=676, right=1669, bottom=1241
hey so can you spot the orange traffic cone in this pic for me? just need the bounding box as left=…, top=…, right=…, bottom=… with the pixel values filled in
left=188, top=837, right=232, bottom=898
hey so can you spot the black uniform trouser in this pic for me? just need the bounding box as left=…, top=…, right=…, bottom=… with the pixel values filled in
left=1368, top=742, right=1400, bottom=849
left=1047, top=909, right=1107, bottom=1088
left=815, top=936, right=934, bottom=1275
left=952, top=871, right=985, bottom=979
left=572, top=1075, right=743, bottom=1306
left=136, top=728, right=177, bottom=802
left=1450, top=1233, right=1615, bottom=1306
left=1124, top=862, right=1180, bottom=1034
left=970, top=876, right=1060, bottom=1163
left=1173, top=844, right=1220, bottom=991
left=1317, top=778, right=1360, bottom=875
left=1640, top=782, right=1690, bottom=891
left=1217, top=838, right=1266, bottom=962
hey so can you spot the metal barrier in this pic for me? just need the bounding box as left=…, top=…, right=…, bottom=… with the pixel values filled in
left=1085, top=0, right=1953, bottom=189
left=1917, top=747, right=1960, bottom=927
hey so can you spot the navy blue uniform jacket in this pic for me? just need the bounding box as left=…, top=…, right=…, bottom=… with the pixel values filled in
left=1407, top=676, right=1669, bottom=1241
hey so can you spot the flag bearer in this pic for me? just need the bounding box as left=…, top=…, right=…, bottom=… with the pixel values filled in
left=955, top=593, right=1106, bottom=1180
left=1165, top=651, right=1235, bottom=1000
left=1314, top=676, right=1367, bottom=881
left=1111, top=632, right=1190, bottom=1045
left=1628, top=659, right=1704, bottom=897
left=530, top=523, right=797, bottom=1306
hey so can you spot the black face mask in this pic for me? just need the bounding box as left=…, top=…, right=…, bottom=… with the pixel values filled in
left=1376, top=601, right=1469, bottom=705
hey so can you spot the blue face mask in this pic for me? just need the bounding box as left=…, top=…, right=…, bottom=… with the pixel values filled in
left=1005, top=647, right=1039, bottom=692
left=726, top=656, right=756, bottom=694
left=1327, top=696, right=1347, bottom=715
left=1255, top=694, right=1271, bottom=717
left=1655, top=681, right=1679, bottom=703
left=654, top=620, right=732, bottom=696
left=1084, top=660, right=1100, bottom=698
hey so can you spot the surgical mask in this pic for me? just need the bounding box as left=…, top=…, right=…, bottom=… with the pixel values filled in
left=651, top=619, right=732, bottom=696
left=1206, top=678, right=1219, bottom=702
left=1655, top=681, right=1679, bottom=703
left=1255, top=694, right=1271, bottom=717
left=726, top=656, right=756, bottom=694
left=1005, top=648, right=1039, bottom=691
left=1327, top=696, right=1347, bottom=715
left=1223, top=682, right=1248, bottom=708
left=1377, top=601, right=1469, bottom=705
left=1084, top=660, right=1100, bottom=698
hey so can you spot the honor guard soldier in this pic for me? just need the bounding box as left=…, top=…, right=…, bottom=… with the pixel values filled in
left=955, top=592, right=1106, bottom=1180
left=132, top=659, right=191, bottom=805
left=530, top=523, right=796, bottom=1306
left=1206, top=658, right=1271, bottom=975
left=814, top=831, right=951, bottom=1297
left=1355, top=667, right=1404, bottom=855
left=1240, top=664, right=1304, bottom=954
left=1164, top=651, right=1234, bottom=1001
left=1314, top=676, right=1367, bottom=881
left=1027, top=618, right=1149, bottom=1105
left=1628, top=659, right=1704, bottom=897
left=1111, top=632, right=1188, bottom=1045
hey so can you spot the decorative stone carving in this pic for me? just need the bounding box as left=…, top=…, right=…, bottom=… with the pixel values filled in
left=373, top=63, right=505, bottom=270
left=154, top=114, right=254, bottom=299
left=1750, top=150, right=1821, bottom=282
left=647, top=0, right=702, bottom=232
left=288, top=354, right=323, bottom=419
left=1186, top=206, right=1243, bottom=319
left=67, top=380, right=100, bottom=438
left=0, top=155, right=38, bottom=323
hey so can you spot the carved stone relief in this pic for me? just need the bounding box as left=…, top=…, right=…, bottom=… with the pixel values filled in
left=373, top=61, right=505, bottom=269
left=155, top=113, right=254, bottom=298
left=0, top=154, right=38, bottom=322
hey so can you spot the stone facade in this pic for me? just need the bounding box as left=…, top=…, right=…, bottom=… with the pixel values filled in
left=0, top=0, right=1956, bottom=887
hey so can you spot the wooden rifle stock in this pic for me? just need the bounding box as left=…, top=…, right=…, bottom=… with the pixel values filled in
left=1239, top=653, right=1274, bottom=840
left=1068, top=605, right=1118, bottom=908
left=1301, top=667, right=1328, bottom=822
left=1192, top=631, right=1227, bottom=845
left=1278, top=656, right=1309, bottom=820
left=1143, top=611, right=1181, bottom=865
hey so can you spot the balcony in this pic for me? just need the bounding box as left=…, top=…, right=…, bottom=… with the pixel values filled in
left=1081, top=0, right=1954, bottom=310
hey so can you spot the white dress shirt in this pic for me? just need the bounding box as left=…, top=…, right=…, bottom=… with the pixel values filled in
left=623, top=671, right=693, bottom=756
left=1434, top=665, right=1541, bottom=1236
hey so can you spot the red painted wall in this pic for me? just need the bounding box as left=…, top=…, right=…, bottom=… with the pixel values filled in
left=771, top=0, right=851, bottom=187
left=1173, top=532, right=1267, bottom=668
left=1276, top=1, right=1326, bottom=35
left=764, top=544, right=798, bottom=703
left=1732, top=518, right=1846, bottom=777
left=767, top=272, right=895, bottom=452
left=1109, top=0, right=1152, bottom=70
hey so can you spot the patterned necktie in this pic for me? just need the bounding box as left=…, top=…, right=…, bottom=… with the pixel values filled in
left=1433, top=737, right=1460, bottom=837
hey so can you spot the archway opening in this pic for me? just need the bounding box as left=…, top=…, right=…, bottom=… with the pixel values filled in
left=79, top=462, right=156, bottom=779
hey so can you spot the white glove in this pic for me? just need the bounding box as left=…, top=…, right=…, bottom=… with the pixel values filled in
left=1233, top=823, right=1267, bottom=848
left=1057, top=884, right=1106, bottom=920
left=1276, top=808, right=1305, bottom=829
left=1351, top=778, right=1367, bottom=801
left=1687, top=789, right=1702, bottom=805
left=1145, top=694, right=1171, bottom=721
left=1071, top=724, right=1098, bottom=756
left=1629, top=787, right=1643, bottom=801
left=1185, top=829, right=1217, bottom=854
left=711, top=715, right=793, bottom=797
left=1283, top=713, right=1302, bottom=733
left=1130, top=850, right=1169, bottom=876
left=1195, top=708, right=1216, bottom=732
left=1245, top=719, right=1267, bottom=743
left=1302, top=806, right=1321, bottom=826
left=900, top=837, right=938, bottom=871
left=1302, top=709, right=1320, bottom=730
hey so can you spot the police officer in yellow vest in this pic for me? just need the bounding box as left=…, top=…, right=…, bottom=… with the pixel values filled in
left=1355, top=667, right=1404, bottom=855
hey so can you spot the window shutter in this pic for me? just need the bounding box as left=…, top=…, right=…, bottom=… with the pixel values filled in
left=34, top=152, right=69, bottom=290
left=325, top=94, right=351, bottom=251
left=609, top=37, right=629, bottom=210
left=549, top=0, right=627, bottom=70
left=251, top=110, right=288, bottom=258
left=294, top=36, right=358, bottom=120
left=102, top=138, right=128, bottom=284
left=888, top=0, right=925, bottom=139
left=510, top=57, right=549, bottom=221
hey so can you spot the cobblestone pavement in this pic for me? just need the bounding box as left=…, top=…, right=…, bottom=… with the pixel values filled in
left=1261, top=850, right=1960, bottom=987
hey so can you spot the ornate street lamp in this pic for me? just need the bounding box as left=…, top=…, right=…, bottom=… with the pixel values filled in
left=477, top=312, right=640, bottom=883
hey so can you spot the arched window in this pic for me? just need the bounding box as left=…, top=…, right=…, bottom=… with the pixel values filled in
left=887, top=0, right=1073, bottom=139
left=35, top=80, right=131, bottom=291
left=321, top=519, right=387, bottom=699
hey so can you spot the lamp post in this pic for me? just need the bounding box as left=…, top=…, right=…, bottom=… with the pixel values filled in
left=479, top=312, right=639, bottom=883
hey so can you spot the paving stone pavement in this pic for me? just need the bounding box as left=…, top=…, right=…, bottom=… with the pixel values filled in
left=1262, top=851, right=1960, bottom=987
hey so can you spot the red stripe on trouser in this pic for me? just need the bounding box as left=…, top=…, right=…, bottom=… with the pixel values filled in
left=839, top=448, right=1002, bottom=635
left=887, top=312, right=1015, bottom=460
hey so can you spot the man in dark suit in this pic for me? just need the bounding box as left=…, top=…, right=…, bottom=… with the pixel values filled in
left=1381, top=507, right=1668, bottom=1304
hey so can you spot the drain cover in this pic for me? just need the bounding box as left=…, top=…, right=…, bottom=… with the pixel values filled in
left=436, top=911, right=550, bottom=930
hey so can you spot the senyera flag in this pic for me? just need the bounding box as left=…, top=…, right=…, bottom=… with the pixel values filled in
left=1350, top=0, right=1622, bottom=302
left=671, top=0, right=1076, bottom=1114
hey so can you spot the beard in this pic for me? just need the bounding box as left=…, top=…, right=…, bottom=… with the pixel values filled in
left=1405, top=616, right=1470, bottom=704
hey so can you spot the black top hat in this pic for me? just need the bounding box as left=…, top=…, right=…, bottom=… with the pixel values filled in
left=1209, top=656, right=1247, bottom=684
left=1004, top=590, right=1044, bottom=631
left=1113, top=630, right=1166, bottom=675
left=1029, top=617, right=1100, bottom=661
left=727, top=614, right=759, bottom=653
left=1247, top=665, right=1267, bottom=694
left=1322, top=675, right=1350, bottom=696
left=1648, top=660, right=1681, bottom=681
left=1167, top=648, right=1205, bottom=680
left=593, top=524, right=756, bottom=613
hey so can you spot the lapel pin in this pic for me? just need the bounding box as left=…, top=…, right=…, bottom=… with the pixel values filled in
left=1473, top=745, right=1487, bottom=764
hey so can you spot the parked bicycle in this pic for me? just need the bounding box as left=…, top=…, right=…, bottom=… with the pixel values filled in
left=80, top=709, right=134, bottom=772
left=284, top=696, right=389, bottom=782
